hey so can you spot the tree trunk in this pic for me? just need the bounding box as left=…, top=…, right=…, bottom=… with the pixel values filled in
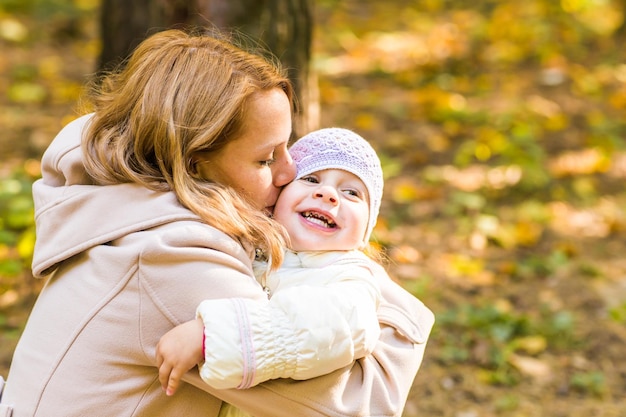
left=98, top=0, right=317, bottom=137
left=98, top=0, right=159, bottom=71
left=616, top=0, right=626, bottom=38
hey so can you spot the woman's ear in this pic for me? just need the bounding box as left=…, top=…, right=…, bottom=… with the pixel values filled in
left=189, top=152, right=208, bottom=177
left=189, top=157, right=198, bottom=175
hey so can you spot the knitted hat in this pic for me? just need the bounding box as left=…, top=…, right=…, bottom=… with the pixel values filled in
left=289, top=128, right=384, bottom=243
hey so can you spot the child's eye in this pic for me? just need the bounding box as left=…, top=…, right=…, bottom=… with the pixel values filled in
left=343, top=189, right=361, bottom=198
left=300, top=175, right=319, bottom=183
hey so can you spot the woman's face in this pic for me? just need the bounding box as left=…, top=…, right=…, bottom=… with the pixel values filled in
left=196, top=88, right=295, bottom=214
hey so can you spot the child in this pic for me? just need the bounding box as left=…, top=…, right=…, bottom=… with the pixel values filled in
left=156, top=128, right=386, bottom=410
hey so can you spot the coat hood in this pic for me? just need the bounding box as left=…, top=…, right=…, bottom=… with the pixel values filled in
left=31, top=114, right=198, bottom=278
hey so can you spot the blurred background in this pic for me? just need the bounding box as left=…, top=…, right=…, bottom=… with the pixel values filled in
left=1, top=0, right=625, bottom=415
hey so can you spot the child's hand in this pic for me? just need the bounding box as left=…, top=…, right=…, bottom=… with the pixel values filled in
left=156, top=317, right=204, bottom=396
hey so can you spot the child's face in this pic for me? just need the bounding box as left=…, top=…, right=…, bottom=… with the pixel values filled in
left=273, top=168, right=370, bottom=251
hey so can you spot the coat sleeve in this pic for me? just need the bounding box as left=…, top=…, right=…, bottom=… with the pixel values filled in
left=186, top=270, right=435, bottom=417
left=137, top=222, right=269, bottom=358
left=195, top=267, right=381, bottom=389
left=140, top=224, right=434, bottom=417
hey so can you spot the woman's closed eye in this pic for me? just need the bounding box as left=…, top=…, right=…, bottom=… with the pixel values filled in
left=259, top=155, right=276, bottom=166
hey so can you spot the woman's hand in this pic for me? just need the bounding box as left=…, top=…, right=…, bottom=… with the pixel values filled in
left=156, top=317, right=205, bottom=396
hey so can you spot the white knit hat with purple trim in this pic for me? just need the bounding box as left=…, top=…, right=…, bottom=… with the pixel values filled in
left=289, top=128, right=384, bottom=243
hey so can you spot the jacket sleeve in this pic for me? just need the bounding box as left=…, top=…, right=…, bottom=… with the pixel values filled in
left=195, top=267, right=381, bottom=389
left=186, top=268, right=435, bottom=417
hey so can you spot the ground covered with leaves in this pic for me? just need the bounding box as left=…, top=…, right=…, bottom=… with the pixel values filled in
left=1, top=1, right=626, bottom=416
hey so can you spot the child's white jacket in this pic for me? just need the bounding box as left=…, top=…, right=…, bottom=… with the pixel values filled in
left=196, top=250, right=382, bottom=389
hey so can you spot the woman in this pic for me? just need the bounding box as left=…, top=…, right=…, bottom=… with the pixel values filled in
left=0, top=29, right=434, bottom=417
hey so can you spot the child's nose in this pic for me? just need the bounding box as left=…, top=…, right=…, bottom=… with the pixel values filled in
left=314, top=185, right=338, bottom=204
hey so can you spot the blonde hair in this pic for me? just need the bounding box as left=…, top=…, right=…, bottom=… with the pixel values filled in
left=82, top=29, right=294, bottom=270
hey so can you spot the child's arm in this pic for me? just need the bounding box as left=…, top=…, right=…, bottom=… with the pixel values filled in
left=156, top=265, right=380, bottom=394
left=209, top=269, right=380, bottom=387
left=156, top=317, right=204, bottom=396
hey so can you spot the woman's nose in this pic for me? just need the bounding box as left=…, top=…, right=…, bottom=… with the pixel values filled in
left=273, top=154, right=296, bottom=187
left=314, top=185, right=338, bottom=204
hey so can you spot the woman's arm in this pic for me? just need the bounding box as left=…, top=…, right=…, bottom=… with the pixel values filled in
left=144, top=225, right=434, bottom=416
left=191, top=273, right=434, bottom=417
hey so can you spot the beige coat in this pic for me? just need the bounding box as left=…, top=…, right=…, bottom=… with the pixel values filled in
left=0, top=114, right=435, bottom=417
